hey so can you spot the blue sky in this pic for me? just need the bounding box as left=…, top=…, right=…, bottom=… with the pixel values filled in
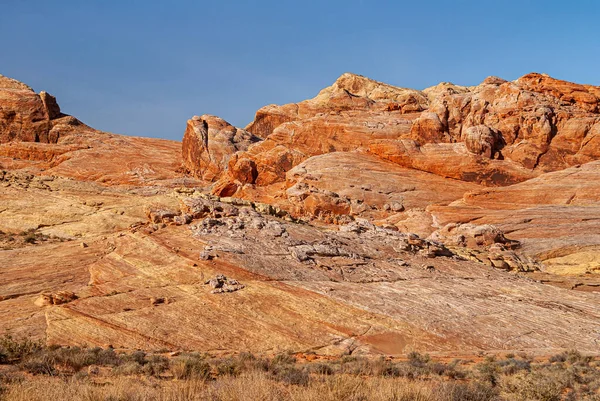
left=1, top=0, right=599, bottom=140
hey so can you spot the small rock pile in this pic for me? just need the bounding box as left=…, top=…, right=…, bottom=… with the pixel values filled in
left=205, top=274, right=245, bottom=294
left=35, top=290, right=78, bottom=306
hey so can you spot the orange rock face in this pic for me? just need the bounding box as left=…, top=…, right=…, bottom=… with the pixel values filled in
left=0, top=74, right=80, bottom=143
left=0, top=75, right=198, bottom=187
left=182, top=115, right=261, bottom=182
left=199, top=72, right=600, bottom=196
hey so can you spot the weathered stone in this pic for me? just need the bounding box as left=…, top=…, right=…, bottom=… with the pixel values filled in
left=182, top=115, right=262, bottom=182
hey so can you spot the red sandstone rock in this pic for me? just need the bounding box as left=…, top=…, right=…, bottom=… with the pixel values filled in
left=182, top=115, right=261, bottom=181
left=0, top=74, right=78, bottom=144
left=198, top=72, right=600, bottom=195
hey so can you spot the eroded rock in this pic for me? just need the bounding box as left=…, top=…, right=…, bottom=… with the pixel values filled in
left=205, top=274, right=245, bottom=294
left=35, top=291, right=78, bottom=306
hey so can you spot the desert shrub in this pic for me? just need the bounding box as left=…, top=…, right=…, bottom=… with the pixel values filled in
left=170, top=355, right=211, bottom=380
left=123, top=350, right=146, bottom=365
left=271, top=352, right=296, bottom=365
left=339, top=356, right=374, bottom=375
left=498, top=357, right=531, bottom=376
left=549, top=350, right=594, bottom=366
left=501, top=371, right=568, bottom=401
left=141, top=355, right=169, bottom=377
left=442, top=360, right=466, bottom=380
left=0, top=335, right=43, bottom=361
left=237, top=351, right=256, bottom=361
left=23, top=233, right=36, bottom=244
left=407, top=351, right=431, bottom=367
left=91, top=347, right=121, bottom=366
left=307, top=362, right=335, bottom=375
left=213, top=357, right=243, bottom=377
left=19, top=352, right=56, bottom=375
left=381, top=361, right=404, bottom=378
left=249, top=356, right=271, bottom=372
left=205, top=371, right=288, bottom=401
left=17, top=345, right=123, bottom=375
left=475, top=357, right=501, bottom=386
left=434, top=381, right=499, bottom=401
left=270, top=364, right=309, bottom=386
left=112, top=361, right=143, bottom=376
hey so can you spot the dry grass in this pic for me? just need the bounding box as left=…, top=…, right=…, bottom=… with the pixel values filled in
left=0, top=372, right=483, bottom=401
left=1, top=337, right=599, bottom=401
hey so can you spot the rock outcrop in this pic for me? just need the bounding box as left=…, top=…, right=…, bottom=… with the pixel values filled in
left=191, top=72, right=600, bottom=197
left=0, top=75, right=195, bottom=187
left=0, top=74, right=81, bottom=144
left=182, top=115, right=261, bottom=182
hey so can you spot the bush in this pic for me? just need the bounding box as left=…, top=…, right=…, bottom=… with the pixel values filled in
left=476, top=358, right=501, bottom=386
left=271, top=353, right=296, bottom=365
left=112, top=361, right=143, bottom=376
left=0, top=335, right=43, bottom=362
left=20, top=353, right=56, bottom=375
left=170, top=356, right=211, bottom=380
left=14, top=346, right=123, bottom=375
left=549, top=350, right=593, bottom=366
left=123, top=350, right=146, bottom=365
left=499, top=357, right=531, bottom=376
left=338, top=356, right=374, bottom=375
left=142, top=355, right=169, bottom=377
left=434, top=381, right=499, bottom=401
left=307, top=362, right=335, bottom=375
left=501, top=371, right=568, bottom=401
left=271, top=365, right=309, bottom=386
left=407, top=351, right=431, bottom=367
left=214, top=357, right=242, bottom=377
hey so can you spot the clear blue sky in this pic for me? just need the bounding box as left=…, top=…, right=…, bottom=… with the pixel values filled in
left=1, top=0, right=599, bottom=140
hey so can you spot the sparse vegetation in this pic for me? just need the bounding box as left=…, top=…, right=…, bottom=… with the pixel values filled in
left=0, top=229, right=66, bottom=250
left=0, top=337, right=598, bottom=400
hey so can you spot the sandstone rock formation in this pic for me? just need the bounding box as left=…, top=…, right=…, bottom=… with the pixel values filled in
left=2, top=73, right=600, bottom=359
left=202, top=72, right=600, bottom=197
left=429, top=161, right=600, bottom=277
left=283, top=152, right=481, bottom=227
left=182, top=115, right=261, bottom=182
left=0, top=74, right=83, bottom=143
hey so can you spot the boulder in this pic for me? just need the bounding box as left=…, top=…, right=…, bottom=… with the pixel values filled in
left=463, top=125, right=501, bottom=159
left=428, top=223, right=516, bottom=250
